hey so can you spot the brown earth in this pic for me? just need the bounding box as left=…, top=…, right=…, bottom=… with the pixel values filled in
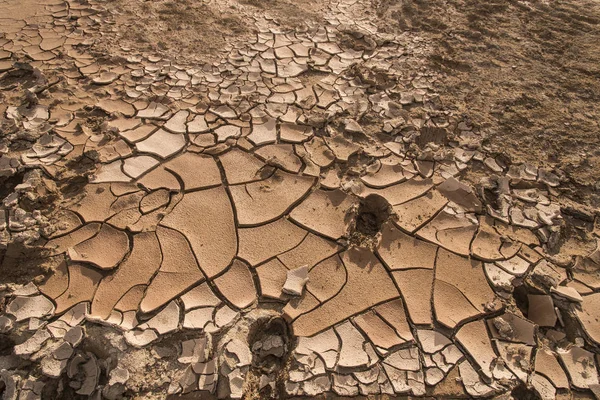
left=103, top=0, right=328, bottom=64
left=1, top=0, right=600, bottom=397
left=374, top=0, right=600, bottom=208
left=103, top=0, right=600, bottom=255
left=105, top=0, right=600, bottom=209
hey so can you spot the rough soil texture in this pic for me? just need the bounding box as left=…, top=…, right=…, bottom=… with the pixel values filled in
left=101, top=0, right=328, bottom=64
left=375, top=0, right=600, bottom=207
left=1, top=0, right=600, bottom=399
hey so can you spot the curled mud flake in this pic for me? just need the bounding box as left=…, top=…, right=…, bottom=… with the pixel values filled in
left=282, top=265, right=309, bottom=296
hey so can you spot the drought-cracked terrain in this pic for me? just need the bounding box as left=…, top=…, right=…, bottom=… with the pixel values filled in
left=1, top=0, right=600, bottom=399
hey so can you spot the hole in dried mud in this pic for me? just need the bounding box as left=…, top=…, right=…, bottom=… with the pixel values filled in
left=350, top=194, right=392, bottom=248
left=0, top=63, right=40, bottom=90
left=246, top=317, right=291, bottom=399
left=248, top=317, right=290, bottom=373
left=59, top=176, right=90, bottom=199
left=0, top=170, right=24, bottom=200
left=0, top=243, right=47, bottom=285
left=354, top=194, right=391, bottom=237
left=0, top=335, right=15, bottom=356
left=511, top=383, right=542, bottom=400
left=345, top=64, right=396, bottom=93
left=482, top=185, right=501, bottom=212
left=339, top=30, right=377, bottom=51
left=511, top=281, right=530, bottom=316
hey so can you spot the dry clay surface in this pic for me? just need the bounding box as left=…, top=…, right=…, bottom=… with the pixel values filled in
left=0, top=0, right=600, bottom=399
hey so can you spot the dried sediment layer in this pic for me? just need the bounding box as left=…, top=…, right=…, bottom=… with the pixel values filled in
left=0, top=0, right=598, bottom=399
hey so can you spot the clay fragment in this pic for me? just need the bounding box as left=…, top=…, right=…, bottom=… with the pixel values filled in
left=282, top=265, right=309, bottom=296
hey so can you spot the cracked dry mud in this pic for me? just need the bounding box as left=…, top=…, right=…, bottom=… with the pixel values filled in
left=0, top=0, right=599, bottom=399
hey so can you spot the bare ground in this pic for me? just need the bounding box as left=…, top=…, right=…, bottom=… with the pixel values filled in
left=102, top=0, right=328, bottom=64
left=105, top=0, right=600, bottom=209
